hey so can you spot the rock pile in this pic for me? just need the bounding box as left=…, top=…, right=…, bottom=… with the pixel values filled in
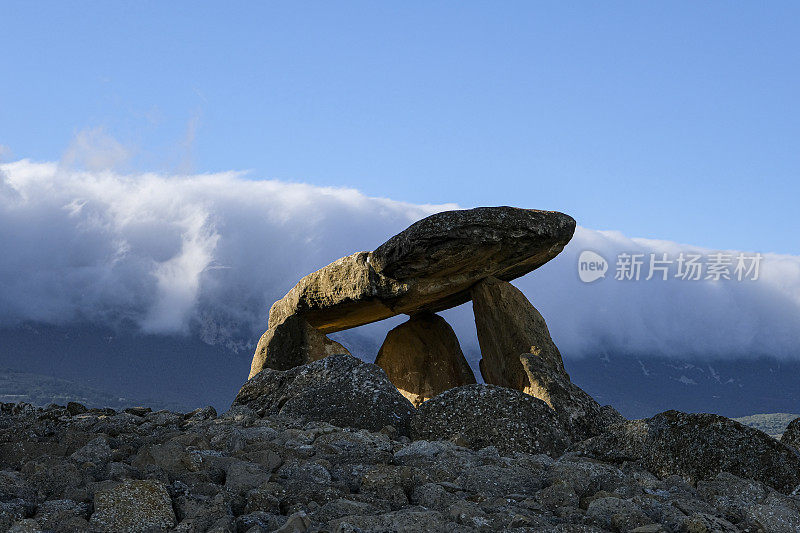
left=4, top=400, right=800, bottom=532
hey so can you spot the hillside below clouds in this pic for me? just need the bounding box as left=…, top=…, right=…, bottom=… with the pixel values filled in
left=2, top=322, right=800, bottom=419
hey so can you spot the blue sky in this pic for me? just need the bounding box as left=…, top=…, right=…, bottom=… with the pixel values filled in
left=2, top=2, right=798, bottom=254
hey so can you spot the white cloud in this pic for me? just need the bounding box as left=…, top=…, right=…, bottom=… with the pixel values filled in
left=0, top=158, right=798, bottom=360
left=0, top=159, right=452, bottom=350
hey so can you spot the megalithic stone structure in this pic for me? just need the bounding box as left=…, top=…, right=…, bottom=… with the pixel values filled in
left=247, top=206, right=609, bottom=429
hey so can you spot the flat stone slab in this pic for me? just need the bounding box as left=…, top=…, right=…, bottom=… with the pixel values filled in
left=268, top=206, right=575, bottom=333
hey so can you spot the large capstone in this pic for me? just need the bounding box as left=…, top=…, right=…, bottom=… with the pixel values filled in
left=375, top=312, right=476, bottom=407
left=268, top=207, right=575, bottom=333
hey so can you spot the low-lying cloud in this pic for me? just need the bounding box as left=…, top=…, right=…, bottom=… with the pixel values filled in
left=1, top=159, right=798, bottom=359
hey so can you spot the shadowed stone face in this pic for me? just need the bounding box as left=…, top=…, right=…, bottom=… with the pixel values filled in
left=268, top=207, right=575, bottom=333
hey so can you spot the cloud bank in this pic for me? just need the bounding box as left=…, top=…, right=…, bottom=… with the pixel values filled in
left=0, top=159, right=798, bottom=359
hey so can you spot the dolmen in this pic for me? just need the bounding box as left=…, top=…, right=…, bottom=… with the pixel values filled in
left=241, top=206, right=607, bottom=441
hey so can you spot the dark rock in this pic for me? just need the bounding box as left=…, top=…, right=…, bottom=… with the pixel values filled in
left=328, top=508, right=468, bottom=533
left=123, top=406, right=152, bottom=417
left=574, top=410, right=800, bottom=493
left=410, top=384, right=570, bottom=457
left=89, top=479, right=176, bottom=532
left=33, top=499, right=89, bottom=532
left=454, top=463, right=544, bottom=497
left=69, top=437, right=112, bottom=465
left=780, top=417, right=800, bottom=450
left=585, top=496, right=652, bottom=531
left=375, top=312, right=476, bottom=407
left=233, top=353, right=416, bottom=435
left=65, top=402, right=87, bottom=416
left=184, top=405, right=217, bottom=420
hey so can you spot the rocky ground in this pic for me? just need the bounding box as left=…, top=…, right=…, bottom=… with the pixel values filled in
left=3, top=385, right=800, bottom=532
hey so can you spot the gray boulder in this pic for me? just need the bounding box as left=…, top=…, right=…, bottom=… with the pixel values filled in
left=233, top=353, right=416, bottom=435
left=574, top=410, right=800, bottom=493
left=89, top=479, right=176, bottom=532
left=410, top=384, right=571, bottom=457
left=781, top=416, right=800, bottom=450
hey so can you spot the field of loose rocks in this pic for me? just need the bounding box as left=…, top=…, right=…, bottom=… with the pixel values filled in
left=3, top=398, right=800, bottom=533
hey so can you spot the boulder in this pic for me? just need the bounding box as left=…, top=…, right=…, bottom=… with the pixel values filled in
left=233, top=353, right=416, bottom=435
left=249, top=314, right=350, bottom=378
left=89, top=479, right=176, bottom=532
left=371, top=206, right=575, bottom=281
left=574, top=410, right=800, bottom=493
left=268, top=207, right=575, bottom=333
left=375, top=312, right=476, bottom=407
left=410, top=384, right=571, bottom=457
left=519, top=352, right=608, bottom=441
left=780, top=417, right=800, bottom=450
left=472, top=276, right=565, bottom=383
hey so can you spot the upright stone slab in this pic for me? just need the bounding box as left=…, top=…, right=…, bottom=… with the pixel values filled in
left=471, top=276, right=606, bottom=440
left=248, top=314, right=350, bottom=379
left=471, top=276, right=565, bottom=388
left=268, top=207, right=575, bottom=333
left=375, top=312, right=476, bottom=407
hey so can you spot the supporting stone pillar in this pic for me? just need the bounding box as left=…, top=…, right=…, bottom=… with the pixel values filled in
left=375, top=312, right=476, bottom=407
left=471, top=276, right=607, bottom=440
left=471, top=276, right=565, bottom=391
left=248, top=314, right=350, bottom=379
